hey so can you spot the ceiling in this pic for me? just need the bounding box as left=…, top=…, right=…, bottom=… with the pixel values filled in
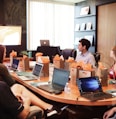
left=52, top=0, right=85, bottom=4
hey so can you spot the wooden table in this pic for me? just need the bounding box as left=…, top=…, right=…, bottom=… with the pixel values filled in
left=11, top=72, right=116, bottom=106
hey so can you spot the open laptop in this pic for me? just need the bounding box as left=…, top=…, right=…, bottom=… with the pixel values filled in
left=40, top=40, right=50, bottom=46
left=37, top=68, right=70, bottom=94
left=16, top=63, right=43, bottom=80
left=76, top=76, right=114, bottom=101
left=8, top=58, right=20, bottom=71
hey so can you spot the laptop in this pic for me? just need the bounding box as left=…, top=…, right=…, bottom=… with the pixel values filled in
left=76, top=76, right=114, bottom=101
left=37, top=68, right=70, bottom=94
left=16, top=63, right=43, bottom=80
left=8, top=58, right=20, bottom=71
left=40, top=40, right=50, bottom=46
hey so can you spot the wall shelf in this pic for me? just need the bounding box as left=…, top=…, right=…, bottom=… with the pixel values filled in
left=75, top=14, right=96, bottom=19
left=75, top=30, right=96, bottom=32
left=74, top=2, right=96, bottom=53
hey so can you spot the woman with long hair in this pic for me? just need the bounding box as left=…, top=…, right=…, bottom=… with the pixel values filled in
left=0, top=45, right=58, bottom=118
left=103, top=46, right=116, bottom=119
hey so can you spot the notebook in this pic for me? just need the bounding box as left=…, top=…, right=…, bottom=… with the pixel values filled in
left=76, top=76, right=114, bottom=101
left=8, top=58, right=20, bottom=71
left=16, top=63, right=43, bottom=80
left=37, top=68, right=70, bottom=94
left=40, top=40, right=50, bottom=46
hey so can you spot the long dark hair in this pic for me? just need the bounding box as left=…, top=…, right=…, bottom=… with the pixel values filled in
left=0, top=45, right=5, bottom=63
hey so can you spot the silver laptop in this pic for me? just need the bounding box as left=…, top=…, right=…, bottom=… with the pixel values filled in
left=76, top=76, right=113, bottom=101
left=16, top=63, right=43, bottom=80
left=37, top=68, right=70, bottom=94
left=40, top=40, right=50, bottom=46
left=8, top=58, right=20, bottom=71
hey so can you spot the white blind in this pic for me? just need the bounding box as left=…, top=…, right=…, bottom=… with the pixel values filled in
left=27, top=0, right=74, bottom=50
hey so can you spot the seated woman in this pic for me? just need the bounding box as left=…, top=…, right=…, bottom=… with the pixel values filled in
left=109, top=46, right=116, bottom=79
left=103, top=46, right=116, bottom=119
left=0, top=45, right=58, bottom=118
left=0, top=81, right=30, bottom=119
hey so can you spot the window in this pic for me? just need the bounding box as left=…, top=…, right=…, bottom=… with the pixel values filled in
left=27, top=0, right=74, bottom=50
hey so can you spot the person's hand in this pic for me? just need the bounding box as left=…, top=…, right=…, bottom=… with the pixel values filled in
left=16, top=95, right=23, bottom=104
left=22, top=97, right=31, bottom=106
left=17, top=96, right=31, bottom=119
left=103, top=107, right=116, bottom=119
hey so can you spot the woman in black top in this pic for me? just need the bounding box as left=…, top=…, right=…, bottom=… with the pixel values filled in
left=0, top=45, right=57, bottom=118
left=0, top=81, right=28, bottom=119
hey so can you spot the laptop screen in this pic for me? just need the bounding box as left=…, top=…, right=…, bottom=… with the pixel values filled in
left=52, top=68, right=70, bottom=87
left=32, top=63, right=43, bottom=76
left=40, top=40, right=50, bottom=46
left=12, top=58, right=19, bottom=70
left=77, top=76, right=103, bottom=94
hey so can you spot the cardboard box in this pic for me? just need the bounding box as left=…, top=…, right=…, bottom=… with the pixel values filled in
left=79, top=70, right=95, bottom=78
left=64, top=61, right=75, bottom=70
left=70, top=67, right=78, bottom=85
left=70, top=68, right=95, bottom=85
left=22, top=57, right=30, bottom=71
left=53, top=59, right=64, bottom=69
left=98, top=68, right=108, bottom=86
left=42, top=63, right=49, bottom=77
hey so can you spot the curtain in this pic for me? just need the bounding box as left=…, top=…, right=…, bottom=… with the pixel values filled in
left=27, top=0, right=74, bottom=50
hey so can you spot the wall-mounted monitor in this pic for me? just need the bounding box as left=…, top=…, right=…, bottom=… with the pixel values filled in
left=0, top=26, right=22, bottom=45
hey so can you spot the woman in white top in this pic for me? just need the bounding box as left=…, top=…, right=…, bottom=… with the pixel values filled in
left=103, top=46, right=116, bottom=119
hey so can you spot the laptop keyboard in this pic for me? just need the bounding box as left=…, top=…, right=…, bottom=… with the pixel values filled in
left=38, top=83, right=64, bottom=94
left=83, top=92, right=113, bottom=101
left=52, top=84, right=64, bottom=90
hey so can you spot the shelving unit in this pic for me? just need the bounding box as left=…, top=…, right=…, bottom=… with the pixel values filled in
left=74, top=2, right=96, bottom=53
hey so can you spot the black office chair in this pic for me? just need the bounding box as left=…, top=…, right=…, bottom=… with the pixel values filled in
left=36, top=46, right=61, bottom=63
left=61, top=48, right=77, bottom=60
left=93, top=52, right=100, bottom=67
left=26, top=106, right=43, bottom=119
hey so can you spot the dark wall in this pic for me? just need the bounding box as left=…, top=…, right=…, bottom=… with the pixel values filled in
left=0, top=0, right=26, bottom=57
left=0, top=0, right=4, bottom=24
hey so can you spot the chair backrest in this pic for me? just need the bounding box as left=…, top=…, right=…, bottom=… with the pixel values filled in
left=93, top=52, right=100, bottom=67
left=36, top=46, right=61, bottom=63
left=62, top=49, right=77, bottom=60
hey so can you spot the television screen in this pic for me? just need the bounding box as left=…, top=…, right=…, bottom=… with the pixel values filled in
left=0, top=26, right=22, bottom=45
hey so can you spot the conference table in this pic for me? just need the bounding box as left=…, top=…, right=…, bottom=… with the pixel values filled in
left=10, top=68, right=116, bottom=107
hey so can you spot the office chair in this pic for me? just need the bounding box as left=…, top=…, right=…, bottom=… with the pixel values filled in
left=93, top=52, right=100, bottom=67
left=61, top=49, right=77, bottom=60
left=26, top=106, right=43, bottom=119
